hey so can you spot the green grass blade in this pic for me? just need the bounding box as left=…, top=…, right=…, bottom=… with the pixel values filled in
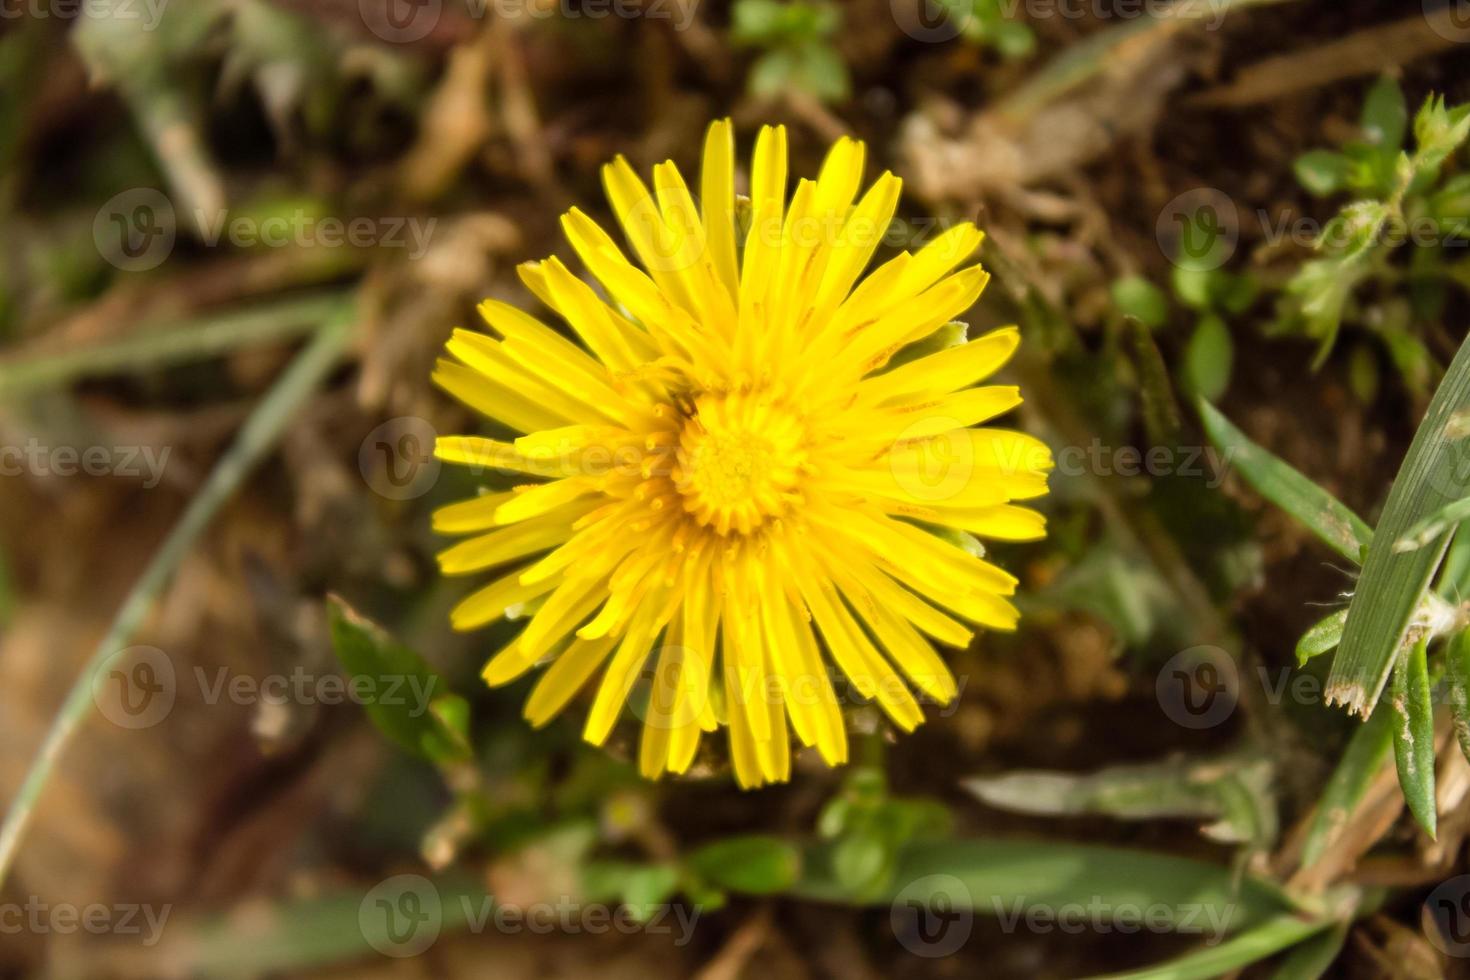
left=1268, top=921, right=1349, bottom=980
left=1297, top=609, right=1349, bottom=666
left=0, top=305, right=353, bottom=889
left=1395, top=496, right=1470, bottom=552
left=1390, top=638, right=1437, bottom=837
left=1446, top=630, right=1470, bottom=764
left=1301, top=699, right=1395, bottom=867
left=0, top=290, right=351, bottom=397
left=1327, top=335, right=1470, bottom=716
left=1198, top=399, right=1372, bottom=564
left=1093, top=914, right=1335, bottom=980
left=795, top=838, right=1290, bottom=936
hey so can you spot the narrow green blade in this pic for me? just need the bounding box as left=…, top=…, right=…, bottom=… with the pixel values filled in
left=1389, top=638, right=1437, bottom=837
left=1301, top=698, right=1395, bottom=867
left=1268, top=921, right=1349, bottom=980
left=796, top=838, right=1290, bottom=937
left=1446, top=630, right=1470, bottom=764
left=1327, top=334, right=1470, bottom=716
left=1197, top=399, right=1372, bottom=564
left=1093, top=914, right=1335, bottom=980
left=1395, top=495, right=1470, bottom=552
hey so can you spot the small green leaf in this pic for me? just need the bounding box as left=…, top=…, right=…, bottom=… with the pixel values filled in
left=1445, top=630, right=1470, bottom=766
left=1216, top=272, right=1260, bottom=316
left=747, top=42, right=849, bottom=102
left=1183, top=314, right=1233, bottom=402
left=1112, top=276, right=1169, bottom=329
left=1348, top=343, right=1380, bottom=403
left=621, top=864, right=680, bottom=920
left=581, top=862, right=681, bottom=922
left=1390, top=638, right=1436, bottom=838
left=1197, top=399, right=1373, bottom=564
left=1294, top=150, right=1351, bottom=197
left=1379, top=326, right=1434, bottom=399
left=1171, top=264, right=1214, bottom=310
left=426, top=694, right=473, bottom=765
left=1301, top=697, right=1395, bottom=867
left=816, top=797, right=852, bottom=838
left=687, top=835, right=801, bottom=895
left=832, top=832, right=890, bottom=895
left=1412, top=93, right=1470, bottom=174
left=990, top=18, right=1036, bottom=59
left=1360, top=75, right=1408, bottom=151
left=326, top=595, right=469, bottom=764
left=1430, top=173, right=1470, bottom=224
left=1296, top=609, right=1349, bottom=666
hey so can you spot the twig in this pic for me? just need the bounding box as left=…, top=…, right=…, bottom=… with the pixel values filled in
left=1191, top=10, right=1464, bottom=109
left=0, top=303, right=355, bottom=888
left=693, top=906, right=772, bottom=980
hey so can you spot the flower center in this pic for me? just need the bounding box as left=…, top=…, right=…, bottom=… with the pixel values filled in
left=674, top=391, right=807, bottom=536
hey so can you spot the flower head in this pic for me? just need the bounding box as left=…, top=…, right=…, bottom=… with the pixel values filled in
left=433, top=120, right=1051, bottom=788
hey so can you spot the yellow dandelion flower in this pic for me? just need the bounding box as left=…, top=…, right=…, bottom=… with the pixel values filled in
left=432, top=120, right=1052, bottom=788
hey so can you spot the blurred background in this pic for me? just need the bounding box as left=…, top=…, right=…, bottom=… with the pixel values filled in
left=3, top=0, right=1470, bottom=976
